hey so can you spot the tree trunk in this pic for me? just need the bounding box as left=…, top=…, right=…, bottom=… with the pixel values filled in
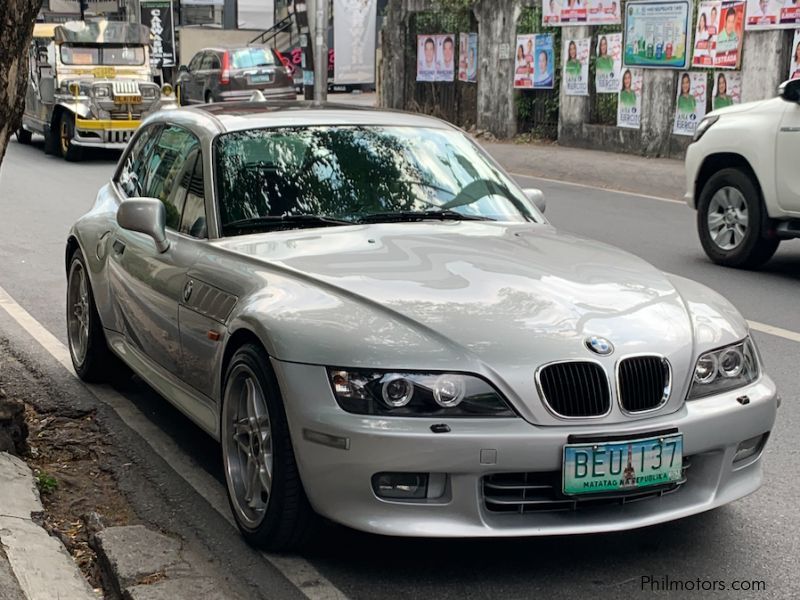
left=0, top=0, right=41, bottom=168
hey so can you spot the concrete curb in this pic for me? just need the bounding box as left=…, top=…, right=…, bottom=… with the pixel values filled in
left=0, top=452, right=96, bottom=600
left=92, top=525, right=240, bottom=600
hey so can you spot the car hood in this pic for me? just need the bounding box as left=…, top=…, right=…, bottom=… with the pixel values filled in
left=710, top=95, right=785, bottom=118
left=216, top=222, right=746, bottom=423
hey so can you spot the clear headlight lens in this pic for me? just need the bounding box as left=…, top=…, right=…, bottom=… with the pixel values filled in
left=141, top=85, right=159, bottom=99
left=328, top=369, right=515, bottom=417
left=693, top=115, right=719, bottom=142
left=688, top=338, right=759, bottom=400
left=92, top=84, right=111, bottom=98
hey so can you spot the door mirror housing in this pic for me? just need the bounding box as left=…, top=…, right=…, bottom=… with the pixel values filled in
left=523, top=188, right=546, bottom=213
left=779, top=78, right=800, bottom=103
left=117, top=198, right=170, bottom=253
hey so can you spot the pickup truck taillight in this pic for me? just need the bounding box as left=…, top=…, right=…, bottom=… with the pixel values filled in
left=220, top=51, right=231, bottom=85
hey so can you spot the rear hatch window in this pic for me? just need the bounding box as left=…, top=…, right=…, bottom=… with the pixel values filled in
left=231, top=48, right=276, bottom=69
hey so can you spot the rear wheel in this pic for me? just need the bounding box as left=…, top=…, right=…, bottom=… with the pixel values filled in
left=221, top=343, right=315, bottom=551
left=697, top=168, right=779, bottom=269
left=58, top=112, right=83, bottom=162
left=16, top=127, right=32, bottom=145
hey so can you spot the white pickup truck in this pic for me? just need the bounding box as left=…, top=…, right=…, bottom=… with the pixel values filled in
left=684, top=78, right=800, bottom=268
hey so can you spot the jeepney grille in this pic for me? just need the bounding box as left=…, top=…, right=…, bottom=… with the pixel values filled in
left=107, top=130, right=134, bottom=144
left=110, top=112, right=142, bottom=120
left=112, top=81, right=142, bottom=104
left=618, top=356, right=671, bottom=413
left=537, top=361, right=610, bottom=417
left=482, top=457, right=691, bottom=514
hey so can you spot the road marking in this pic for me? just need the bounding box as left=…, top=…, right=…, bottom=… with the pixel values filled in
left=748, top=320, right=800, bottom=344
left=508, top=171, right=686, bottom=205
left=0, top=285, right=349, bottom=600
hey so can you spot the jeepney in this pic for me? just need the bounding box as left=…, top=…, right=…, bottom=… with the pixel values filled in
left=17, top=20, right=176, bottom=161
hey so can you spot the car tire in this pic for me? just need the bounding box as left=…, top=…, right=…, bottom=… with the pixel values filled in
left=58, top=112, right=84, bottom=162
left=16, top=127, right=32, bottom=145
left=66, top=248, right=124, bottom=382
left=205, top=91, right=214, bottom=104
left=697, top=168, right=779, bottom=269
left=221, top=343, right=316, bottom=551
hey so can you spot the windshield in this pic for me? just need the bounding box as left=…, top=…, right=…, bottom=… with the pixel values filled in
left=60, top=44, right=145, bottom=66
left=231, top=48, right=276, bottom=68
left=215, top=126, right=536, bottom=234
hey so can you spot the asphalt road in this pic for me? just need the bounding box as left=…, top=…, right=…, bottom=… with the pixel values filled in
left=1, top=135, right=798, bottom=600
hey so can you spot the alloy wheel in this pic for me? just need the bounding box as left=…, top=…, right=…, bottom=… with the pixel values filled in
left=223, top=365, right=274, bottom=529
left=707, top=186, right=749, bottom=251
left=67, top=260, right=90, bottom=366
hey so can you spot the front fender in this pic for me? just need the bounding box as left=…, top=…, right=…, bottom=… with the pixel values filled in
left=55, top=99, right=92, bottom=120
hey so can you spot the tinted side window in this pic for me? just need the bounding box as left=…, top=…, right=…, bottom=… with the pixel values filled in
left=179, top=154, right=207, bottom=238
left=200, top=53, right=215, bottom=70
left=143, top=126, right=200, bottom=230
left=188, top=53, right=203, bottom=71
left=118, top=125, right=162, bottom=198
left=209, top=53, right=221, bottom=69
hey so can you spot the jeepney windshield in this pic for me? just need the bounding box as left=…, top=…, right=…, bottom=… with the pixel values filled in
left=59, top=44, right=146, bottom=66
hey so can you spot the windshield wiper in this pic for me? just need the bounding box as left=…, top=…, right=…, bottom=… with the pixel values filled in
left=357, top=210, right=495, bottom=224
left=223, top=215, right=353, bottom=232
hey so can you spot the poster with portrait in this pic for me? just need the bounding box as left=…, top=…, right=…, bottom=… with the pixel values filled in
left=458, top=32, right=479, bottom=82
left=790, top=29, right=800, bottom=78
left=712, top=70, right=742, bottom=109
left=513, top=34, right=536, bottom=88
left=543, top=0, right=562, bottom=24
left=534, top=34, right=556, bottom=88
left=561, top=0, right=589, bottom=23
left=543, top=0, right=621, bottom=24
left=417, top=35, right=437, bottom=81
left=617, top=68, right=643, bottom=128
left=588, top=0, right=623, bottom=24
left=693, top=1, right=721, bottom=66
left=435, top=34, right=456, bottom=81
left=563, top=36, right=590, bottom=95
left=673, top=71, right=708, bottom=135
left=746, top=0, right=800, bottom=28
left=623, top=0, right=692, bottom=68
left=714, top=1, right=746, bottom=67
left=595, top=32, right=623, bottom=92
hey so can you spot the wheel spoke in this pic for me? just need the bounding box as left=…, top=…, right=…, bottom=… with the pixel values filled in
left=707, top=212, right=725, bottom=228
left=258, top=460, right=273, bottom=495
left=733, top=224, right=746, bottom=244
left=244, top=378, right=259, bottom=421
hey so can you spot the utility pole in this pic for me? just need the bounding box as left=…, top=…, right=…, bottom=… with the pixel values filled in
left=313, top=0, right=328, bottom=102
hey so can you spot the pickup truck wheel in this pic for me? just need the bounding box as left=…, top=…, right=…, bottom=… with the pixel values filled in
left=16, top=127, right=32, bottom=145
left=58, top=112, right=84, bottom=162
left=697, top=168, right=779, bottom=269
left=221, top=343, right=316, bottom=551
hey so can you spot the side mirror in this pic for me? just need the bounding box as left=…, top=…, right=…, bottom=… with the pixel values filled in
left=179, top=64, right=189, bottom=73
left=779, top=79, right=800, bottom=103
left=523, top=188, right=546, bottom=213
left=116, top=198, right=170, bottom=253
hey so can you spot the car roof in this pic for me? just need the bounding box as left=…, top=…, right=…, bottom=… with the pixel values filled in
left=169, top=101, right=455, bottom=134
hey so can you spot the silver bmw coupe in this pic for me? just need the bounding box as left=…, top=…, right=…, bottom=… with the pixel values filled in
left=66, top=102, right=778, bottom=550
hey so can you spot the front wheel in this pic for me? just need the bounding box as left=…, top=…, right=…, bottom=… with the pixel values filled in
left=221, top=344, right=315, bottom=551
left=58, top=112, right=83, bottom=162
left=697, top=168, right=779, bottom=269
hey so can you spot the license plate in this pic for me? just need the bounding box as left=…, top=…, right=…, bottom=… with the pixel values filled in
left=562, top=433, right=683, bottom=496
left=250, top=74, right=272, bottom=84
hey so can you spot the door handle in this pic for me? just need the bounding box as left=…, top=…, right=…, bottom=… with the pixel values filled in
left=112, top=239, right=126, bottom=255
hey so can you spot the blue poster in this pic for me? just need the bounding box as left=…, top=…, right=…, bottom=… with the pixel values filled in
left=533, top=34, right=555, bottom=88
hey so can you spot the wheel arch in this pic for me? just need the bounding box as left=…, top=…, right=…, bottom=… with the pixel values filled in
left=219, top=327, right=275, bottom=402
left=65, top=235, right=81, bottom=273
left=695, top=153, right=762, bottom=209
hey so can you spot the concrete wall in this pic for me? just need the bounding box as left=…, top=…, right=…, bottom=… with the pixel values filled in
left=741, top=29, right=793, bottom=103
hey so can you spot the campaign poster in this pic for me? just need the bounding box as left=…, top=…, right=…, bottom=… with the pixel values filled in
left=458, top=33, right=479, bottom=83
left=693, top=1, right=721, bottom=67
left=534, top=34, right=555, bottom=88
left=417, top=35, right=437, bottom=81
left=333, top=0, right=377, bottom=84
left=514, top=34, right=536, bottom=88
left=618, top=68, right=643, bottom=128
left=544, top=0, right=562, bottom=24
left=436, top=34, right=456, bottom=81
left=623, top=0, right=692, bottom=68
left=746, top=0, right=800, bottom=28
left=791, top=29, right=800, bottom=78
left=712, top=70, right=742, bottom=109
left=588, top=0, right=623, bottom=24
left=562, top=0, right=588, bottom=24
left=564, top=36, right=590, bottom=95
left=140, top=0, right=176, bottom=68
left=595, top=32, right=623, bottom=92
left=673, top=71, right=708, bottom=136
left=714, top=2, right=746, bottom=68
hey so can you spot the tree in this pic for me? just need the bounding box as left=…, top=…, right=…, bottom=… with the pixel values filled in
left=0, top=0, right=40, bottom=168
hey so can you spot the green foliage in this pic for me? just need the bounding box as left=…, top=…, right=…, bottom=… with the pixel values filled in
left=430, top=0, right=475, bottom=13
left=36, top=472, right=58, bottom=495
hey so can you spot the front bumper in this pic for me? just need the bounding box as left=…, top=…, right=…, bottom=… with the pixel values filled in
left=73, top=118, right=140, bottom=149
left=274, top=359, right=777, bottom=538
left=683, top=142, right=703, bottom=209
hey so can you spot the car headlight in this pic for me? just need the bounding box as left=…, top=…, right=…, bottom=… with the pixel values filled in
left=693, top=115, right=719, bottom=142
left=687, top=338, right=760, bottom=400
left=328, top=369, right=516, bottom=417
left=142, top=85, right=159, bottom=99
left=92, top=84, right=111, bottom=98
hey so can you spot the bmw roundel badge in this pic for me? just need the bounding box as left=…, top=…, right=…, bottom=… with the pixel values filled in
left=585, top=336, right=614, bottom=356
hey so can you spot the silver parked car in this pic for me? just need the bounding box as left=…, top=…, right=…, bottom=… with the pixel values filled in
left=66, top=103, right=778, bottom=550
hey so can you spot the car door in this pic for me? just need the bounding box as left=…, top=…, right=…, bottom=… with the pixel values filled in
left=186, top=53, right=206, bottom=103
left=776, top=101, right=800, bottom=214
left=108, top=125, right=205, bottom=377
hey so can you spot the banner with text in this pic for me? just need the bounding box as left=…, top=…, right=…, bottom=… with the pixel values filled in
left=791, top=29, right=800, bottom=79
left=617, top=68, right=643, bottom=128
left=417, top=34, right=456, bottom=82
left=458, top=32, right=478, bottom=82
left=333, top=0, right=377, bottom=84
left=543, top=0, right=621, bottom=25
left=746, top=0, right=800, bottom=30
left=596, top=32, right=623, bottom=92
left=693, top=1, right=745, bottom=68
left=140, top=0, right=175, bottom=68
left=564, top=36, right=590, bottom=95
left=624, top=0, right=692, bottom=69
left=674, top=71, right=707, bottom=136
